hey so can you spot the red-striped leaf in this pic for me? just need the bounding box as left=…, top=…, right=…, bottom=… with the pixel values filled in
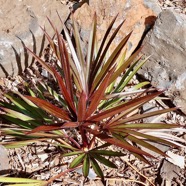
left=112, top=133, right=151, bottom=164
left=113, top=128, right=178, bottom=147
left=40, top=26, right=57, bottom=56
left=85, top=67, right=115, bottom=118
left=90, top=19, right=125, bottom=87
left=111, top=123, right=179, bottom=130
left=86, top=13, right=97, bottom=86
left=56, top=30, right=74, bottom=98
left=87, top=91, right=163, bottom=121
left=26, top=47, right=54, bottom=76
left=91, top=32, right=132, bottom=93
left=109, top=48, right=142, bottom=84
left=93, top=14, right=119, bottom=71
left=78, top=91, right=87, bottom=121
left=26, top=122, right=78, bottom=134
left=88, top=129, right=154, bottom=158
left=126, top=135, right=168, bottom=157
left=24, top=96, right=70, bottom=120
left=51, top=67, right=76, bottom=115
left=109, top=107, right=177, bottom=127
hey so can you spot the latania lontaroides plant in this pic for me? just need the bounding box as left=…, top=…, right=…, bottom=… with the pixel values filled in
left=0, top=13, right=183, bottom=185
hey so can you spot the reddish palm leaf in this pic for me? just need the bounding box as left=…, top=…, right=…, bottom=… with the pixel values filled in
left=91, top=32, right=132, bottom=93
left=88, top=129, right=155, bottom=158
left=51, top=67, right=76, bottom=115
left=90, top=19, right=126, bottom=86
left=24, top=96, right=70, bottom=120
left=56, top=30, right=74, bottom=98
left=108, top=107, right=177, bottom=127
left=26, top=47, right=54, bottom=76
left=78, top=91, right=87, bottom=121
left=88, top=91, right=163, bottom=121
left=85, top=67, right=115, bottom=118
left=26, top=122, right=79, bottom=134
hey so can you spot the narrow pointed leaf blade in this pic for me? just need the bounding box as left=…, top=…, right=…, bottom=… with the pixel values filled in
left=86, top=67, right=115, bottom=118
left=62, top=20, right=86, bottom=92
left=69, top=153, right=86, bottom=168
left=113, top=133, right=151, bottom=164
left=0, top=177, right=46, bottom=183
left=90, top=158, right=104, bottom=180
left=111, top=107, right=177, bottom=125
left=118, top=128, right=178, bottom=147
left=63, top=151, right=83, bottom=157
left=40, top=26, right=57, bottom=55
left=51, top=67, right=76, bottom=114
left=24, top=96, right=70, bottom=120
left=78, top=91, right=87, bottom=121
left=56, top=30, right=74, bottom=99
left=88, top=129, right=154, bottom=157
left=86, top=13, right=97, bottom=84
left=109, top=48, right=142, bottom=84
left=26, top=47, right=54, bottom=76
left=83, top=155, right=90, bottom=177
left=72, top=15, right=85, bottom=68
left=90, top=150, right=124, bottom=156
left=88, top=91, right=163, bottom=121
left=1, top=115, right=35, bottom=129
left=92, top=32, right=132, bottom=92
left=1, top=107, right=35, bottom=121
left=27, top=122, right=79, bottom=134
left=90, top=153, right=117, bottom=168
left=2, top=139, right=47, bottom=149
left=118, top=58, right=148, bottom=91
left=113, top=123, right=179, bottom=129
left=93, top=14, right=119, bottom=69
left=91, top=20, right=126, bottom=83
left=127, top=135, right=168, bottom=157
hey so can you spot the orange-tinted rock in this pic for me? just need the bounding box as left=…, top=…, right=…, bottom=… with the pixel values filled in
left=73, top=0, right=161, bottom=58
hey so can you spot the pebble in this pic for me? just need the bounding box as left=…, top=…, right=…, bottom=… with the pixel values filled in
left=0, top=145, right=10, bottom=172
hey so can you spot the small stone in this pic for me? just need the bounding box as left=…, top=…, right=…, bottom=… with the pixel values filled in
left=166, top=151, right=185, bottom=169
left=0, top=145, right=10, bottom=173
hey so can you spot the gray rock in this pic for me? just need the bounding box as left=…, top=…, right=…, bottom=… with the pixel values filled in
left=139, top=10, right=186, bottom=114
left=156, top=159, right=181, bottom=186
left=0, top=0, right=70, bottom=77
left=143, top=0, right=162, bottom=15
left=0, top=145, right=9, bottom=174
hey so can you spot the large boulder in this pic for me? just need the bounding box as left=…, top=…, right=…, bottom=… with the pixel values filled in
left=73, top=0, right=161, bottom=58
left=139, top=10, right=186, bottom=113
left=0, top=0, right=70, bottom=77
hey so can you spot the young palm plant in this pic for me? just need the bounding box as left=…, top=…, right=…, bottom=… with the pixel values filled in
left=0, top=13, right=182, bottom=185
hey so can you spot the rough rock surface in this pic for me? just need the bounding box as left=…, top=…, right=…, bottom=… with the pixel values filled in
left=139, top=10, right=186, bottom=113
left=0, top=145, right=9, bottom=174
left=72, top=0, right=161, bottom=58
left=0, top=0, right=70, bottom=77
